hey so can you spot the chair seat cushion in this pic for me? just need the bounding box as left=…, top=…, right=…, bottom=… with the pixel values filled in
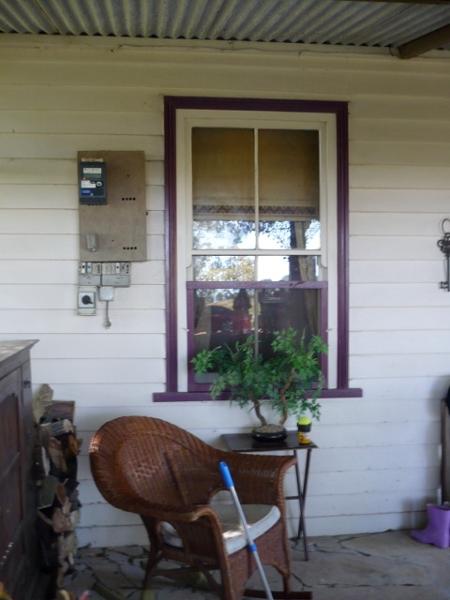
left=161, top=503, right=281, bottom=555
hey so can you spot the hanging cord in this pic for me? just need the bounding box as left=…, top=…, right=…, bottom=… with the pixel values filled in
left=104, top=300, right=112, bottom=329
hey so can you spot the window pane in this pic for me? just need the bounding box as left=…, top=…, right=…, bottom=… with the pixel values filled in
left=257, top=256, right=320, bottom=282
left=193, top=287, right=255, bottom=359
left=191, top=286, right=321, bottom=383
left=193, top=256, right=256, bottom=281
left=258, top=129, right=320, bottom=250
left=259, top=219, right=320, bottom=250
left=192, top=128, right=255, bottom=249
left=257, top=288, right=320, bottom=357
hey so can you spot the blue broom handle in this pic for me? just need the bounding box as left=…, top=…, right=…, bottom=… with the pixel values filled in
left=219, top=461, right=274, bottom=600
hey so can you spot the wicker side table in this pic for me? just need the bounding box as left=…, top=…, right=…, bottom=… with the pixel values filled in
left=222, top=431, right=317, bottom=561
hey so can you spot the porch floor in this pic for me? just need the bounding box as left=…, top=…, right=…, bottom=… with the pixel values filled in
left=66, top=531, right=450, bottom=600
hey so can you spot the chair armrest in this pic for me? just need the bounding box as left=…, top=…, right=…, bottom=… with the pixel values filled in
left=126, top=497, right=216, bottom=525
left=140, top=503, right=226, bottom=558
left=224, top=452, right=296, bottom=506
left=150, top=504, right=218, bottom=524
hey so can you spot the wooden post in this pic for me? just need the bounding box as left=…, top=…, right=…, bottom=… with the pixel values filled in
left=398, top=24, right=450, bottom=59
left=442, top=399, right=450, bottom=503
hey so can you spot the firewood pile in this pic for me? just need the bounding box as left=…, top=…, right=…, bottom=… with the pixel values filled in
left=33, top=385, right=82, bottom=593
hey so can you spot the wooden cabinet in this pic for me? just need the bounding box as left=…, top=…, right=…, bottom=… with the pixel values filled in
left=0, top=340, right=42, bottom=600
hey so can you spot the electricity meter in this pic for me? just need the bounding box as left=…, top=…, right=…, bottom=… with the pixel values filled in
left=79, top=159, right=107, bottom=205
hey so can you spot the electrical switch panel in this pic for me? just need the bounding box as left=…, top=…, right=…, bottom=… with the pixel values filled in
left=101, top=262, right=131, bottom=287
left=79, top=262, right=131, bottom=287
left=79, top=262, right=102, bottom=286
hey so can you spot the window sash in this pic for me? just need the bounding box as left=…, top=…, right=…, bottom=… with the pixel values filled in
left=186, top=280, right=328, bottom=392
left=192, top=126, right=321, bottom=253
left=182, top=118, right=329, bottom=270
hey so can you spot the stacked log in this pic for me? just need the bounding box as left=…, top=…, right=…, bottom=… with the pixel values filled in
left=34, top=386, right=82, bottom=594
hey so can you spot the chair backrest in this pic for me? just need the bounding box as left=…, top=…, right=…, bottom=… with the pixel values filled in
left=89, top=416, right=224, bottom=514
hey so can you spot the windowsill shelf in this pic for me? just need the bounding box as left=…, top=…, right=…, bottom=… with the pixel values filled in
left=153, top=387, right=363, bottom=402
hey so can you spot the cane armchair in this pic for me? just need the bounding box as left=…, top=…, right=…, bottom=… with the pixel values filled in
left=89, top=416, right=311, bottom=600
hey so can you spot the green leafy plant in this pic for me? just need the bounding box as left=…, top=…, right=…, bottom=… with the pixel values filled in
left=192, top=328, right=327, bottom=427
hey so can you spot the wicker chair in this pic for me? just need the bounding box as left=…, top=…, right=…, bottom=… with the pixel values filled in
left=89, top=416, right=312, bottom=600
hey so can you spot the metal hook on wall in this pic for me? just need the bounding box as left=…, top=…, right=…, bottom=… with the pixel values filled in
left=437, top=219, right=450, bottom=291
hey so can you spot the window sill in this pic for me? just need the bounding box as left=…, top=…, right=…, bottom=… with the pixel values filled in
left=153, top=388, right=363, bottom=402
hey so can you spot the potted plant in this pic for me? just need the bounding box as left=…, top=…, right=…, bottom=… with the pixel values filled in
left=192, top=327, right=327, bottom=441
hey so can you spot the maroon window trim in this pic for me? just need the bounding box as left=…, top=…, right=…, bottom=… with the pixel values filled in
left=155, top=96, right=361, bottom=402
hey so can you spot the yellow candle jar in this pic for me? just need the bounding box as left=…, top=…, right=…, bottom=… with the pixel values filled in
left=297, top=416, right=312, bottom=445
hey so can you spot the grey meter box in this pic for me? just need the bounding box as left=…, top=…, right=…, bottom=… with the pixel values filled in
left=78, top=151, right=147, bottom=262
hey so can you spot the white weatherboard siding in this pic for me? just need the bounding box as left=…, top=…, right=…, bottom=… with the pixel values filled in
left=0, top=35, right=449, bottom=547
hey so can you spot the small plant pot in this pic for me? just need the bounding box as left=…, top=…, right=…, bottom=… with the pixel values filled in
left=252, top=424, right=287, bottom=442
left=297, top=416, right=312, bottom=445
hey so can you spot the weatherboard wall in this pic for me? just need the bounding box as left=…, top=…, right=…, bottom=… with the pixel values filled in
left=0, top=35, right=449, bottom=546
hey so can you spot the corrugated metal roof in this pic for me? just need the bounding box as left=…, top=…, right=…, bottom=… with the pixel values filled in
left=0, top=0, right=449, bottom=50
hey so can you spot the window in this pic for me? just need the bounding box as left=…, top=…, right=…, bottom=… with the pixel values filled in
left=154, top=97, right=361, bottom=401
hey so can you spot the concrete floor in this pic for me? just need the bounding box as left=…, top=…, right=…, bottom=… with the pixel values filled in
left=66, top=531, right=450, bottom=600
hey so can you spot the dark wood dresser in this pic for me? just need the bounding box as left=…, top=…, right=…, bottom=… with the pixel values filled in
left=0, top=340, right=43, bottom=600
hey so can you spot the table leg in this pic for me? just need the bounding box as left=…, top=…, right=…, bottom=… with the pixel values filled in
left=294, top=448, right=312, bottom=561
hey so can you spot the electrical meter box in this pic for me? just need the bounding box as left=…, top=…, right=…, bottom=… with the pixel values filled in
left=78, top=150, right=147, bottom=262
left=79, top=160, right=107, bottom=204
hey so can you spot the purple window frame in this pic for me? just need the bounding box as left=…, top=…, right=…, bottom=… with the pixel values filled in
left=153, top=96, right=362, bottom=402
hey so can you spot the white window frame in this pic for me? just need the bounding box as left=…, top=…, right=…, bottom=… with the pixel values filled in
left=175, top=109, right=338, bottom=392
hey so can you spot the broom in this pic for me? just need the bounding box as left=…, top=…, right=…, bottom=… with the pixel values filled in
left=219, top=461, right=274, bottom=600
